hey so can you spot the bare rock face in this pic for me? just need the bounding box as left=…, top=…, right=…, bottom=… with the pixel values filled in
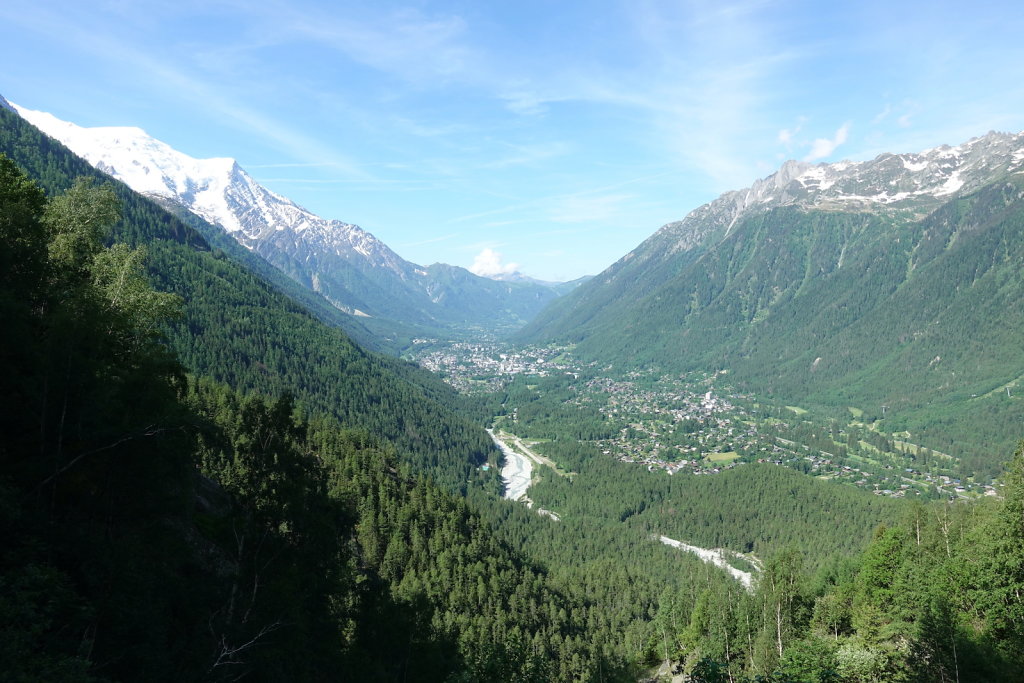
left=641, top=130, right=1024, bottom=264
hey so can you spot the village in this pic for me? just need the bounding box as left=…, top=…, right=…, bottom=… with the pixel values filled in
left=412, top=341, right=1000, bottom=500
left=411, top=339, right=572, bottom=392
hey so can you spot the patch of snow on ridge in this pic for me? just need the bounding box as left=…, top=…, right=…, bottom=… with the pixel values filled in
left=934, top=170, right=965, bottom=196
left=877, top=191, right=915, bottom=203
left=796, top=165, right=836, bottom=192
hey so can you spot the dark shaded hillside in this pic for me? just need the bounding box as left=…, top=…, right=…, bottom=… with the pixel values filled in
left=0, top=126, right=631, bottom=682
left=520, top=180, right=1024, bottom=476
left=0, top=105, right=493, bottom=492
left=6, top=101, right=1024, bottom=681
left=151, top=197, right=392, bottom=352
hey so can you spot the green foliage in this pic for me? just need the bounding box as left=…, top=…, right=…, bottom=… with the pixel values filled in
left=524, top=449, right=898, bottom=567
left=676, top=447, right=1024, bottom=682
left=0, top=155, right=630, bottom=681
left=0, top=153, right=47, bottom=296
left=44, top=176, right=120, bottom=271
left=0, top=154, right=206, bottom=680
left=967, top=443, right=1024, bottom=660
left=520, top=183, right=1024, bottom=477
left=187, top=378, right=634, bottom=681
left=0, top=104, right=494, bottom=494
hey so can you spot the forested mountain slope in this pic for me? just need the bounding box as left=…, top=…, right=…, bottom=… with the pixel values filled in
left=0, top=104, right=494, bottom=492
left=7, top=97, right=1024, bottom=681
left=519, top=134, right=1024, bottom=476
left=0, top=152, right=633, bottom=680
left=13, top=101, right=562, bottom=347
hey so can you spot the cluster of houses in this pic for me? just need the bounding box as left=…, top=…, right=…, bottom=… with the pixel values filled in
left=771, top=442, right=999, bottom=499
left=414, top=342, right=1003, bottom=500
left=414, top=342, right=570, bottom=391
left=582, top=378, right=765, bottom=475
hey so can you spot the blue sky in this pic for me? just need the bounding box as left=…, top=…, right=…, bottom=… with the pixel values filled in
left=4, top=1, right=1024, bottom=281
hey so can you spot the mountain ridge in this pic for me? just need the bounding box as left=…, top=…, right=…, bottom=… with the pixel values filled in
left=629, top=129, right=1024, bottom=268
left=12, top=102, right=563, bottom=345
left=518, top=129, right=1024, bottom=475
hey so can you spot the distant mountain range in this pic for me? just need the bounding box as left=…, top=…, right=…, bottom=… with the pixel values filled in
left=11, top=101, right=574, bottom=346
left=487, top=269, right=592, bottom=294
left=518, top=130, right=1024, bottom=475
left=13, top=92, right=1024, bottom=472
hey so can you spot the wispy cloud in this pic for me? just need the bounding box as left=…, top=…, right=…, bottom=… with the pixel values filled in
left=400, top=233, right=461, bottom=248
left=246, top=161, right=349, bottom=169
left=778, top=116, right=807, bottom=145
left=138, top=60, right=375, bottom=179
left=481, top=141, right=571, bottom=169
left=548, top=193, right=633, bottom=224
left=275, top=6, right=475, bottom=84
left=591, top=2, right=809, bottom=191
left=805, top=122, right=851, bottom=161
left=448, top=171, right=674, bottom=226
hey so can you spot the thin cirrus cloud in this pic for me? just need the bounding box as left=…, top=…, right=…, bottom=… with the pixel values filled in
left=447, top=170, right=671, bottom=229
left=480, top=141, right=572, bottom=169
left=6, top=0, right=1024, bottom=281
left=270, top=0, right=780, bottom=189
left=262, top=4, right=479, bottom=85
left=0, top=1, right=375, bottom=181
left=144, top=63, right=375, bottom=180
left=547, top=193, right=634, bottom=224
left=400, top=233, right=461, bottom=248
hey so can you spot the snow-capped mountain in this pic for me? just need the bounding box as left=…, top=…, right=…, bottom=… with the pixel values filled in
left=651, top=131, right=1024, bottom=258
left=13, top=104, right=414, bottom=280
left=522, top=130, right=1024, bottom=344
left=520, top=127, right=1024, bottom=341
left=13, top=102, right=560, bottom=337
left=517, top=127, right=1024, bottom=458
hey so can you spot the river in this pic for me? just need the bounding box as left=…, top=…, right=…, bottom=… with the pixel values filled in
left=488, top=429, right=533, bottom=501
left=658, top=535, right=757, bottom=590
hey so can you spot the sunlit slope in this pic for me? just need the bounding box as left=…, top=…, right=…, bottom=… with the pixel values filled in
left=0, top=104, right=494, bottom=491
left=521, top=178, right=1024, bottom=474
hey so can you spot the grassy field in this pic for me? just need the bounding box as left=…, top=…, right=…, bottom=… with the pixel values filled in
left=707, top=451, right=740, bottom=463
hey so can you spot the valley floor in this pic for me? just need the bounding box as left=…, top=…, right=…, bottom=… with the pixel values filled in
left=417, top=342, right=999, bottom=501
left=490, top=428, right=532, bottom=501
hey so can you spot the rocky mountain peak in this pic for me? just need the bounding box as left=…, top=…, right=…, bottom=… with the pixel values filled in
left=11, top=100, right=563, bottom=336
left=650, top=130, right=1024, bottom=258
left=12, top=102, right=414, bottom=276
